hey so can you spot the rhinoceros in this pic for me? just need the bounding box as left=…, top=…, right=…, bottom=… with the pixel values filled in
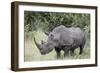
left=34, top=25, right=85, bottom=58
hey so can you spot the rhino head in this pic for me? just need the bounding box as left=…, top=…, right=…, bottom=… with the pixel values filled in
left=34, top=32, right=60, bottom=55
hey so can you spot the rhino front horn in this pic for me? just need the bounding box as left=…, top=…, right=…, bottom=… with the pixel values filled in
left=34, top=37, right=41, bottom=49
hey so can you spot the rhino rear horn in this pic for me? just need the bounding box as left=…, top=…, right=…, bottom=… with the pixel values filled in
left=44, top=32, right=49, bottom=36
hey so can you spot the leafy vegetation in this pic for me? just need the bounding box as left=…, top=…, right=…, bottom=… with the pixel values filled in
left=24, top=11, right=90, bottom=32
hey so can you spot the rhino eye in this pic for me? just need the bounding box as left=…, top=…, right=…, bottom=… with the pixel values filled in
left=50, top=34, right=54, bottom=39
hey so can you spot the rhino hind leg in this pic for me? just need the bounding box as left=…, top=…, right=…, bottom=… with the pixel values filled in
left=79, top=45, right=84, bottom=54
left=55, top=47, right=61, bottom=59
left=79, top=38, right=85, bottom=55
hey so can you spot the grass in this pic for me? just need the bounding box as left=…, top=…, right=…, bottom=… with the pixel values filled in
left=24, top=30, right=90, bottom=62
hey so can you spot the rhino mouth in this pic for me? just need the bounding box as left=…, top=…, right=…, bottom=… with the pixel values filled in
left=40, top=48, right=53, bottom=55
left=40, top=51, right=47, bottom=55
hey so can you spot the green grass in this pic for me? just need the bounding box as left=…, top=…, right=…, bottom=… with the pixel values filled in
left=24, top=30, right=90, bottom=62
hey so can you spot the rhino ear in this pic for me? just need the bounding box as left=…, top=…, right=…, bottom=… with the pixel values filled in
left=44, top=32, right=50, bottom=36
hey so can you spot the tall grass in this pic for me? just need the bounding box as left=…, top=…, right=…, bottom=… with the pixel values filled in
left=24, top=30, right=90, bottom=62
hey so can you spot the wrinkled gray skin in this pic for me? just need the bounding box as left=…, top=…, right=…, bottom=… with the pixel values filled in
left=34, top=25, right=85, bottom=58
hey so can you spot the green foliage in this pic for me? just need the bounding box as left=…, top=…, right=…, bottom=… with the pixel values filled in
left=24, top=11, right=90, bottom=32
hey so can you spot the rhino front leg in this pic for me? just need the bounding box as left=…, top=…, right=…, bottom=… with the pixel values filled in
left=63, top=47, right=70, bottom=57
left=70, top=48, right=75, bottom=56
left=55, top=47, right=61, bottom=59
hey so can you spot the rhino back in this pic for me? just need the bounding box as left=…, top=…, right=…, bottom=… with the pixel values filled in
left=51, top=25, right=85, bottom=46
left=51, top=25, right=73, bottom=46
